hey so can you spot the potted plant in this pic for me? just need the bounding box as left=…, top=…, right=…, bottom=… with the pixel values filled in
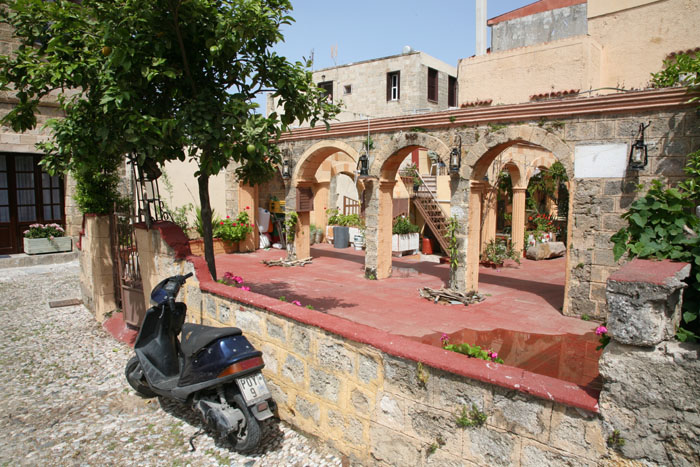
left=189, top=208, right=224, bottom=256
left=214, top=210, right=254, bottom=253
left=392, top=215, right=420, bottom=254
left=399, top=163, right=422, bottom=195
left=23, top=223, right=72, bottom=254
left=480, top=239, right=520, bottom=268
left=526, top=213, right=558, bottom=248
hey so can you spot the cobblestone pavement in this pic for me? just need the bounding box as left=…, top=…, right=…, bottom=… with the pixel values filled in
left=0, top=261, right=342, bottom=466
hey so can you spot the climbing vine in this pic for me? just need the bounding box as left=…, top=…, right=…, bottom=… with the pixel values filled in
left=447, top=216, right=460, bottom=288
left=285, top=211, right=299, bottom=242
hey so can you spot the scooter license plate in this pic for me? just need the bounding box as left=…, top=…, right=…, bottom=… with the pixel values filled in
left=236, top=372, right=271, bottom=404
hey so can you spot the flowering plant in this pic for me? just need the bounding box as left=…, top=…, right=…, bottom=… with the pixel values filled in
left=218, top=272, right=250, bottom=291
left=528, top=213, right=557, bottom=233
left=23, top=223, right=65, bottom=239
left=595, top=324, right=610, bottom=350
left=441, top=334, right=504, bottom=364
left=215, top=209, right=254, bottom=242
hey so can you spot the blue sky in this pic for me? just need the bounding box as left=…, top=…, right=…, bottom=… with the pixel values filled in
left=256, top=0, right=533, bottom=109
left=274, top=1, right=532, bottom=71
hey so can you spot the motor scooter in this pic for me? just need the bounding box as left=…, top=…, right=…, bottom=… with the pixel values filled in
left=125, top=272, right=275, bottom=453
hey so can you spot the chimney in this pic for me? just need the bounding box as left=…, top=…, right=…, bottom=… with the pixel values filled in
left=475, top=0, right=487, bottom=56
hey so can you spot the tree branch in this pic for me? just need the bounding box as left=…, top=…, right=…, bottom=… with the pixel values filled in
left=168, top=0, right=197, bottom=95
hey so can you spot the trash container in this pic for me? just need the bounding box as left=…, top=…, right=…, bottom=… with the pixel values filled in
left=421, top=237, right=433, bottom=255
left=333, top=226, right=350, bottom=249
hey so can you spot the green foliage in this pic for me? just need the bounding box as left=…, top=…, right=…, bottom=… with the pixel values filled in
left=426, top=436, right=445, bottom=456
left=195, top=207, right=222, bottom=238
left=443, top=342, right=504, bottom=364
left=447, top=216, right=460, bottom=287
left=611, top=150, right=700, bottom=341
left=481, top=239, right=520, bottom=266
left=0, top=0, right=339, bottom=278
left=285, top=211, right=299, bottom=242
left=607, top=429, right=626, bottom=449
left=651, top=52, right=700, bottom=90
left=23, top=223, right=66, bottom=239
left=416, top=362, right=429, bottom=387
left=526, top=161, right=569, bottom=216
left=487, top=123, right=506, bottom=132
left=455, top=404, right=487, bottom=428
left=399, top=163, right=421, bottom=187
left=326, top=208, right=364, bottom=228
left=166, top=203, right=193, bottom=235
left=392, top=215, right=420, bottom=235
left=214, top=210, right=253, bottom=242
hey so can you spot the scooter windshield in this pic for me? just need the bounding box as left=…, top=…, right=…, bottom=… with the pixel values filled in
left=150, top=279, right=170, bottom=306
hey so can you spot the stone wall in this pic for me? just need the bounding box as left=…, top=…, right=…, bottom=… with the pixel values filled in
left=599, top=259, right=700, bottom=465
left=132, top=222, right=700, bottom=465
left=78, top=215, right=116, bottom=322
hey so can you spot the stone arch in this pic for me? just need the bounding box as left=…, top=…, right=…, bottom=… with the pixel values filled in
left=524, top=153, right=558, bottom=182
left=293, top=140, right=361, bottom=185
left=330, top=160, right=357, bottom=178
left=463, top=125, right=573, bottom=182
left=371, top=132, right=451, bottom=181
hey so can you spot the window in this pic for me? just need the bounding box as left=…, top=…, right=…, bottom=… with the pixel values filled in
left=387, top=71, right=400, bottom=101
left=427, top=68, right=438, bottom=103
left=448, top=76, right=457, bottom=107
left=344, top=84, right=352, bottom=95
left=318, top=81, right=333, bottom=101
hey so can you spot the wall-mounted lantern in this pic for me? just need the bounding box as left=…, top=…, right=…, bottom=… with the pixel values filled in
left=282, top=156, right=291, bottom=179
left=357, top=151, right=369, bottom=177
left=450, top=134, right=462, bottom=174
left=629, top=122, right=651, bottom=170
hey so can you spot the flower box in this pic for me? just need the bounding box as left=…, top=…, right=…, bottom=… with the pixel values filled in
left=188, top=238, right=228, bottom=256
left=23, top=236, right=72, bottom=255
left=392, top=233, right=419, bottom=255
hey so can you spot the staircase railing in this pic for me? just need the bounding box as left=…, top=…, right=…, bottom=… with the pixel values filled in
left=406, top=173, right=450, bottom=254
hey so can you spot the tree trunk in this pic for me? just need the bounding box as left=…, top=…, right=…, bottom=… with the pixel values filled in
left=198, top=173, right=217, bottom=281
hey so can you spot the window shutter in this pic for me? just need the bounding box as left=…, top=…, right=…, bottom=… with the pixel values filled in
left=387, top=73, right=391, bottom=101
left=296, top=187, right=314, bottom=212
left=396, top=71, right=400, bottom=100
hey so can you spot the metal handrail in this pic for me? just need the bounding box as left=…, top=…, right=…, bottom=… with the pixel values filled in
left=414, top=172, right=449, bottom=222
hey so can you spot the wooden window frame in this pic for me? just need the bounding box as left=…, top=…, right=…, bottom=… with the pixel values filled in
left=427, top=68, right=438, bottom=103
left=387, top=71, right=400, bottom=101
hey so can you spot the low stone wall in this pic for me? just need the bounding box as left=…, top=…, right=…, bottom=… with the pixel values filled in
left=134, top=223, right=700, bottom=465
left=141, top=222, right=609, bottom=465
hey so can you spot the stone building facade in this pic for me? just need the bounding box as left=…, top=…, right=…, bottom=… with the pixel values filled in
left=267, top=51, right=458, bottom=123
left=458, top=0, right=700, bottom=105
left=0, top=21, right=81, bottom=255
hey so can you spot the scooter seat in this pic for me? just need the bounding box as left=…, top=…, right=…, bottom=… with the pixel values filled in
left=180, top=323, right=242, bottom=358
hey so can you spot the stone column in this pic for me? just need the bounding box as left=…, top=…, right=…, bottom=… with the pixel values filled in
left=465, top=181, right=484, bottom=292
left=480, top=184, right=497, bottom=254
left=79, top=215, right=116, bottom=322
left=599, top=259, right=696, bottom=465
left=238, top=182, right=258, bottom=252
left=511, top=187, right=527, bottom=254
left=313, top=181, right=330, bottom=237
left=376, top=180, right=396, bottom=280
left=293, top=211, right=311, bottom=260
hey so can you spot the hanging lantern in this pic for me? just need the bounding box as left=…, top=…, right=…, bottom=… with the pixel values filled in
left=450, top=134, right=462, bottom=174
left=358, top=151, right=369, bottom=176
left=629, top=122, right=650, bottom=170
left=282, top=157, right=291, bottom=179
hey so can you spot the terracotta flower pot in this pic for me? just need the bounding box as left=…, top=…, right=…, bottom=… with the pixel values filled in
left=222, top=240, right=238, bottom=253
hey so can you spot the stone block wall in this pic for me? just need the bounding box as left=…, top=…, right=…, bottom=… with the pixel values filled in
left=184, top=285, right=609, bottom=466
left=563, top=109, right=699, bottom=319
left=79, top=215, right=116, bottom=322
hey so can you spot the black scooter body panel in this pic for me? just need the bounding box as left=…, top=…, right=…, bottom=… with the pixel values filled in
left=179, top=334, right=262, bottom=387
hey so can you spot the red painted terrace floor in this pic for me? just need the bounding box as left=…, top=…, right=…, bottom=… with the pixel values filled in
left=215, top=243, right=602, bottom=393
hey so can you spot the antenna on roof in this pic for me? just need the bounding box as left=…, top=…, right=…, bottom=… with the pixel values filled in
left=309, top=48, right=315, bottom=69
left=331, top=44, right=338, bottom=66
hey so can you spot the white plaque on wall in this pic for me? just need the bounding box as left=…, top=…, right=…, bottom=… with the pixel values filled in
left=574, top=143, right=629, bottom=179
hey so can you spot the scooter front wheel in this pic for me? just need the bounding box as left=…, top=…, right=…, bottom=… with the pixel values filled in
left=228, top=393, right=261, bottom=453
left=125, top=356, right=157, bottom=398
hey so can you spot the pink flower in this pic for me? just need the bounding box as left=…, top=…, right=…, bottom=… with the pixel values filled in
left=595, top=325, right=608, bottom=336
left=233, top=223, right=237, bottom=227
left=246, top=206, right=250, bottom=210
left=220, top=221, right=224, bottom=225
left=489, top=351, right=498, bottom=360
left=241, top=286, right=250, bottom=291
left=226, top=215, right=230, bottom=219
left=292, top=300, right=302, bottom=306
left=250, top=223, right=254, bottom=227
left=440, top=333, right=449, bottom=345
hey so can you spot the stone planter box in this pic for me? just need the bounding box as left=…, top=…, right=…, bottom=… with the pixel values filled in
left=392, top=232, right=419, bottom=255
left=189, top=238, right=233, bottom=256
left=23, top=236, right=72, bottom=255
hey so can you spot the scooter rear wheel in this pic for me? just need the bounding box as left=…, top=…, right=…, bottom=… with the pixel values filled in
left=125, top=356, right=157, bottom=398
left=228, top=393, right=261, bottom=453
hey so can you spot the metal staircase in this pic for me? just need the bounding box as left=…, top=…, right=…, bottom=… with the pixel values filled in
left=400, top=174, right=450, bottom=254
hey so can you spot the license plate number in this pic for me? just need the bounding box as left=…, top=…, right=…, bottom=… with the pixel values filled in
left=236, top=372, right=270, bottom=404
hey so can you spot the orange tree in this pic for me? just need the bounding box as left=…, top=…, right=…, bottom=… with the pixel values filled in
left=0, top=0, right=338, bottom=280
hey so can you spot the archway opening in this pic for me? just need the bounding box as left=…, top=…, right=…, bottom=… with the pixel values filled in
left=469, top=140, right=572, bottom=313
